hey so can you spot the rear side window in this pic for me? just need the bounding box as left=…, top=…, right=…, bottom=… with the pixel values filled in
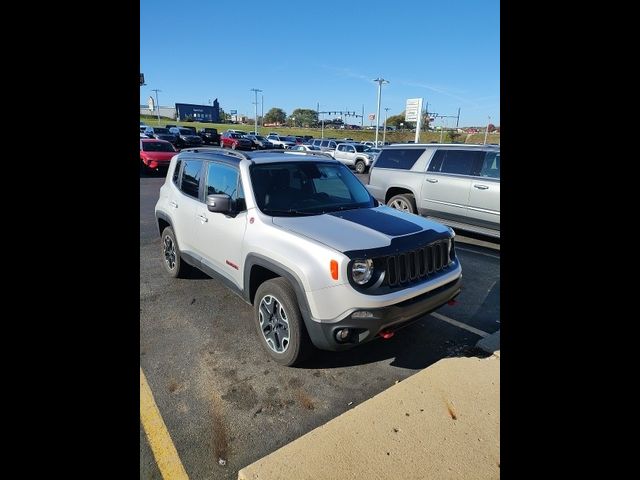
left=478, top=152, right=500, bottom=178
left=180, top=160, right=203, bottom=198
left=374, top=148, right=425, bottom=170
left=172, top=159, right=182, bottom=185
left=427, top=149, right=485, bottom=175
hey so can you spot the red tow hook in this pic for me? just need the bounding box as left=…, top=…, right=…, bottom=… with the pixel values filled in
left=380, top=330, right=395, bottom=339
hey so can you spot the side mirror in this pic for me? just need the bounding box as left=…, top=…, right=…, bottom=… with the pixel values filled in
left=206, top=194, right=231, bottom=213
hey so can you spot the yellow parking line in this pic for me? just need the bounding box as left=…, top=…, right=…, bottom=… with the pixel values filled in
left=140, top=367, right=189, bottom=479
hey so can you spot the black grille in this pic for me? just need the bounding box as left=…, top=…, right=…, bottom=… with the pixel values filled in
left=384, top=239, right=452, bottom=288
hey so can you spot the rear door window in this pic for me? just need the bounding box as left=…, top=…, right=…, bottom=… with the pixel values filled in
left=374, top=148, right=425, bottom=170
left=427, top=149, right=484, bottom=176
left=478, top=151, right=500, bottom=178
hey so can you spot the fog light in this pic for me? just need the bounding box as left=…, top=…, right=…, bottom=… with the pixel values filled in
left=336, top=328, right=350, bottom=342
left=352, top=311, right=373, bottom=319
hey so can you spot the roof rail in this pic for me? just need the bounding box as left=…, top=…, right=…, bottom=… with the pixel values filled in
left=267, top=149, right=334, bottom=158
left=179, top=147, right=252, bottom=161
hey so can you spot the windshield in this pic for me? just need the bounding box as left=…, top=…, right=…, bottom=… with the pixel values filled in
left=178, top=129, right=193, bottom=135
left=250, top=161, right=375, bottom=216
left=354, top=145, right=368, bottom=152
left=154, top=128, right=169, bottom=133
left=142, top=141, right=175, bottom=152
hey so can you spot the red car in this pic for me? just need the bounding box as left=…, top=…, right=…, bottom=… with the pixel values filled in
left=220, top=132, right=254, bottom=150
left=140, top=139, right=178, bottom=173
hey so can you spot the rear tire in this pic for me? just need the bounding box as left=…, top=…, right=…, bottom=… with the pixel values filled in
left=355, top=160, right=366, bottom=174
left=254, top=278, right=313, bottom=366
left=161, top=226, right=188, bottom=278
left=387, top=193, right=417, bottom=214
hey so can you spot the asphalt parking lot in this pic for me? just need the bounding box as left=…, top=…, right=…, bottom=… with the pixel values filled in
left=140, top=170, right=500, bottom=480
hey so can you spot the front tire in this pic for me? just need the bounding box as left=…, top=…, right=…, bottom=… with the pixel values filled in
left=387, top=193, right=417, bottom=214
left=161, top=226, right=188, bottom=278
left=254, top=278, right=312, bottom=366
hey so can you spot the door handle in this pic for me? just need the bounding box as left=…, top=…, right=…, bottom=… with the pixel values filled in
left=426, top=178, right=438, bottom=183
left=474, top=184, right=489, bottom=190
left=169, top=201, right=178, bottom=208
left=198, top=214, right=208, bottom=223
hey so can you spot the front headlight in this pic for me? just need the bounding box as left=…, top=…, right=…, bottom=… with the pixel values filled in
left=352, top=259, right=374, bottom=285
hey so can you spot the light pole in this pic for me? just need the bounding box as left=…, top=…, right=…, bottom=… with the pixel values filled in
left=383, top=107, right=390, bottom=144
left=440, top=118, right=445, bottom=143
left=250, top=88, right=262, bottom=134
left=373, top=77, right=389, bottom=145
left=484, top=116, right=491, bottom=144
left=261, top=94, right=264, bottom=128
left=152, top=89, right=161, bottom=124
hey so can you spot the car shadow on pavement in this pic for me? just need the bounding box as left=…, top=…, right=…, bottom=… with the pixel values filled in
left=298, top=320, right=491, bottom=371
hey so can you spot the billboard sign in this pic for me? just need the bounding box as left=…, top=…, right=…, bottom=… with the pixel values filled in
left=230, top=110, right=237, bottom=115
left=405, top=98, right=423, bottom=122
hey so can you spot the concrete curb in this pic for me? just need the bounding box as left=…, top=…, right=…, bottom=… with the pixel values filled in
left=238, top=354, right=500, bottom=480
left=476, top=329, right=500, bottom=354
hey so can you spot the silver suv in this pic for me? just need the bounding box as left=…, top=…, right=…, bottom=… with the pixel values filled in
left=155, top=148, right=462, bottom=365
left=333, top=143, right=375, bottom=173
left=367, top=144, right=500, bottom=238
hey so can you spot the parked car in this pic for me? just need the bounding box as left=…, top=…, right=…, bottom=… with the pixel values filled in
left=145, top=127, right=179, bottom=146
left=266, top=135, right=296, bottom=149
left=366, top=144, right=500, bottom=238
left=220, top=132, right=254, bottom=150
left=226, top=129, right=248, bottom=135
left=165, top=124, right=177, bottom=129
left=140, top=139, right=177, bottom=173
left=155, top=149, right=462, bottom=365
left=198, top=127, right=221, bottom=146
left=310, top=139, right=339, bottom=155
left=333, top=143, right=376, bottom=173
left=289, top=144, right=322, bottom=152
left=246, top=134, right=275, bottom=149
left=140, top=124, right=150, bottom=134
left=168, top=127, right=203, bottom=148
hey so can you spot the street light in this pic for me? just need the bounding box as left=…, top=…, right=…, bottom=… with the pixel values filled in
left=250, top=88, right=262, bottom=134
left=383, top=107, right=390, bottom=144
left=151, top=89, right=161, bottom=125
left=484, top=116, right=491, bottom=144
left=373, top=77, right=389, bottom=145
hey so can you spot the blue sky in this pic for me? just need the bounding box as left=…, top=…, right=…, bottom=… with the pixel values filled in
left=140, top=0, right=499, bottom=127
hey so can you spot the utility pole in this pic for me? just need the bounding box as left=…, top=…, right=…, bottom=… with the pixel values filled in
left=373, top=77, right=389, bottom=145
left=151, top=89, right=161, bottom=124
left=383, top=107, right=390, bottom=144
left=261, top=94, right=264, bottom=127
left=484, top=116, right=491, bottom=144
left=361, top=104, right=364, bottom=128
left=250, top=88, right=262, bottom=134
left=456, top=107, right=461, bottom=128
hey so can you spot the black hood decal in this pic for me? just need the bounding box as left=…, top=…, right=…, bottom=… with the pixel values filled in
left=342, top=229, right=452, bottom=259
left=327, top=209, right=422, bottom=236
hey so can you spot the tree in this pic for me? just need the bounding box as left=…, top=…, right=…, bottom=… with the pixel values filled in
left=218, top=108, right=228, bottom=123
left=487, top=123, right=496, bottom=133
left=386, top=112, right=414, bottom=129
left=290, top=108, right=318, bottom=127
left=447, top=130, right=461, bottom=142
left=264, top=107, right=286, bottom=125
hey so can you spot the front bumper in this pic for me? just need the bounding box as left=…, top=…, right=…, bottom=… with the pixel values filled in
left=304, top=276, right=462, bottom=351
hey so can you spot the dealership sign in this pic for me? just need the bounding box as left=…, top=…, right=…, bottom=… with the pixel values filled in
left=147, top=96, right=155, bottom=112
left=405, top=98, right=423, bottom=122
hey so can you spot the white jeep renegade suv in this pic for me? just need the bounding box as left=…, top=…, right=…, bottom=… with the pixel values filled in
left=155, top=147, right=462, bottom=366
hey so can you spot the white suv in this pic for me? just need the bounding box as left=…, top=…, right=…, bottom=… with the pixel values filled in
left=155, top=148, right=462, bottom=365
